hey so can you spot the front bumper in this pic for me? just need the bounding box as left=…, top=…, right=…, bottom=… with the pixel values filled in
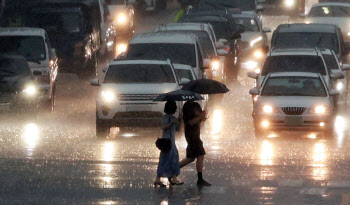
left=0, top=91, right=39, bottom=112
left=253, top=113, right=333, bottom=131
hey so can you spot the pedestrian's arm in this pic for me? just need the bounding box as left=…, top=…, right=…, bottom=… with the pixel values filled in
left=188, top=111, right=206, bottom=126
left=161, top=118, right=177, bottom=130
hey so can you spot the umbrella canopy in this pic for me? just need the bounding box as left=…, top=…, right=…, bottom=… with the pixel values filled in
left=181, top=79, right=229, bottom=94
left=154, top=90, right=204, bottom=101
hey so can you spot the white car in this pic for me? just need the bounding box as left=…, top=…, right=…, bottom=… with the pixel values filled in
left=300, top=2, right=350, bottom=43
left=0, top=27, right=58, bottom=111
left=250, top=72, right=339, bottom=138
left=126, top=32, right=211, bottom=80
left=91, top=59, right=182, bottom=137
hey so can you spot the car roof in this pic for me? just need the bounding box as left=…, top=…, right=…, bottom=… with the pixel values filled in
left=269, top=72, right=320, bottom=78
left=276, top=23, right=337, bottom=33
left=110, top=60, right=171, bottom=65
left=130, top=32, right=197, bottom=44
left=0, top=27, right=46, bottom=36
left=270, top=48, right=321, bottom=56
left=173, top=64, right=193, bottom=70
left=156, top=23, right=212, bottom=32
left=313, top=2, right=350, bottom=7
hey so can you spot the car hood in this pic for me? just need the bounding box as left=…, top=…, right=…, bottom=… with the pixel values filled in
left=258, top=96, right=331, bottom=108
left=240, top=32, right=264, bottom=43
left=0, top=75, right=31, bottom=91
left=99, top=83, right=179, bottom=95
left=307, top=17, right=350, bottom=32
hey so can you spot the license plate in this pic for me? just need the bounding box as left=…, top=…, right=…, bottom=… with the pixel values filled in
left=285, top=116, right=303, bottom=126
left=126, top=106, right=151, bottom=112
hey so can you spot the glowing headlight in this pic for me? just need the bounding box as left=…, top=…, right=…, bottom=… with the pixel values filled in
left=284, top=0, right=295, bottom=7
left=311, top=105, right=327, bottom=114
left=211, top=61, right=220, bottom=70
left=116, top=14, right=127, bottom=24
left=107, top=41, right=114, bottom=47
left=242, top=60, right=258, bottom=70
left=260, top=105, right=276, bottom=114
left=23, top=85, right=37, bottom=96
left=116, top=43, right=128, bottom=56
left=250, top=36, right=263, bottom=47
left=336, top=81, right=344, bottom=91
left=254, top=50, right=263, bottom=58
left=101, top=91, right=115, bottom=103
left=347, top=32, right=350, bottom=36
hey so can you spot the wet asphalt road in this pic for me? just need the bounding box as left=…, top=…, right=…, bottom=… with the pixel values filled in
left=1, top=5, right=350, bottom=205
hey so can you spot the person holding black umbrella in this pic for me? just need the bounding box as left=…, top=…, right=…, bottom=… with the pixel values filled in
left=154, top=101, right=184, bottom=187
left=180, top=100, right=211, bottom=186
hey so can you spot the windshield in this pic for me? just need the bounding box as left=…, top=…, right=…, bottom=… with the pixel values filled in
left=127, top=43, right=197, bottom=67
left=31, top=11, right=82, bottom=33
left=175, top=69, right=194, bottom=82
left=309, top=6, right=350, bottom=17
left=234, top=17, right=259, bottom=32
left=274, top=32, right=339, bottom=53
left=0, top=36, right=46, bottom=62
left=262, top=76, right=327, bottom=97
left=0, top=58, right=29, bottom=76
left=262, top=55, right=326, bottom=75
left=104, top=64, right=176, bottom=83
left=107, top=0, right=125, bottom=5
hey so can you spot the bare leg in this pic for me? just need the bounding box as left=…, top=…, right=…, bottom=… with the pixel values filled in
left=180, top=158, right=195, bottom=168
left=196, top=155, right=204, bottom=172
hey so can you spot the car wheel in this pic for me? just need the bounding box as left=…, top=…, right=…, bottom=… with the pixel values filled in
left=96, top=116, right=110, bottom=138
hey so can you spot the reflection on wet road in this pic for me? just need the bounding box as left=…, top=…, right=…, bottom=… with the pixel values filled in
left=1, top=12, right=350, bottom=205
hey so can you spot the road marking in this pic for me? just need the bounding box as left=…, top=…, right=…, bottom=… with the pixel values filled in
left=327, top=181, right=350, bottom=188
left=278, top=179, right=303, bottom=187
left=300, top=188, right=326, bottom=195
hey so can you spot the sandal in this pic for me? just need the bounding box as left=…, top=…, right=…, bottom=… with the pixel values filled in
left=154, top=181, right=166, bottom=187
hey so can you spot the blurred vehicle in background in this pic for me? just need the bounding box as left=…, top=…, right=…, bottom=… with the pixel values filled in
left=91, top=60, right=181, bottom=137
left=154, top=24, right=228, bottom=82
left=263, top=0, right=318, bottom=17
left=125, top=32, right=211, bottom=80
left=229, top=10, right=270, bottom=72
left=0, top=55, right=41, bottom=113
left=106, top=0, right=135, bottom=37
left=300, top=2, right=350, bottom=44
left=0, top=28, right=58, bottom=111
left=250, top=72, right=339, bottom=138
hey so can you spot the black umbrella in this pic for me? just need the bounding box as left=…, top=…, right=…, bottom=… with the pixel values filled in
left=154, top=90, right=204, bottom=101
left=181, top=79, right=229, bottom=94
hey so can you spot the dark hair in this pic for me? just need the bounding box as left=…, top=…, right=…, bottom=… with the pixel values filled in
left=164, top=101, right=177, bottom=114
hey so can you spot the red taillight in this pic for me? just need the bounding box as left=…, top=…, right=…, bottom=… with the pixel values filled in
left=223, top=46, right=230, bottom=52
left=36, top=75, right=50, bottom=84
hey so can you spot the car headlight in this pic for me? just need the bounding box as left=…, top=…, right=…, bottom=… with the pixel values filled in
left=336, top=81, right=344, bottom=91
left=250, top=36, right=263, bottom=47
left=259, top=105, right=277, bottom=114
left=284, top=0, right=295, bottom=7
left=116, top=14, right=127, bottom=24
left=253, top=50, right=263, bottom=59
left=23, top=85, right=37, bottom=96
left=101, top=91, right=116, bottom=103
left=211, top=61, right=220, bottom=70
left=310, top=105, right=328, bottom=114
left=242, top=60, right=258, bottom=70
left=116, top=43, right=128, bottom=56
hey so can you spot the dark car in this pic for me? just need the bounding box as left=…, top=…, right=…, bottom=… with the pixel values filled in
left=271, top=23, right=346, bottom=61
left=180, top=11, right=242, bottom=79
left=2, top=0, right=102, bottom=77
left=0, top=55, right=41, bottom=112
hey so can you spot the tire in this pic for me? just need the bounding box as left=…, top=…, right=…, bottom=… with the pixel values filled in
left=96, top=116, right=110, bottom=138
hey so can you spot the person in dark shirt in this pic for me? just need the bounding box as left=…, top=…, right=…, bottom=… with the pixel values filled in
left=180, top=100, right=211, bottom=186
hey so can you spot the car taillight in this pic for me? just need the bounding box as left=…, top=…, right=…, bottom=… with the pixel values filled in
left=36, top=75, right=50, bottom=84
left=223, top=46, right=230, bottom=52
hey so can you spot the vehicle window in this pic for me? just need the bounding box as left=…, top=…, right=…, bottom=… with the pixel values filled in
left=0, top=36, right=46, bottom=61
left=206, top=21, right=228, bottom=40
left=323, top=54, right=339, bottom=72
left=309, top=6, right=350, bottom=17
left=197, top=43, right=203, bottom=68
left=234, top=17, right=259, bottom=32
left=262, top=77, right=327, bottom=97
left=262, top=56, right=326, bottom=75
left=127, top=43, right=197, bottom=67
left=104, top=64, right=176, bottom=83
left=108, top=0, right=125, bottom=5
left=274, top=32, right=339, bottom=53
left=31, top=11, right=82, bottom=33
left=175, top=69, right=194, bottom=81
left=0, top=58, right=29, bottom=76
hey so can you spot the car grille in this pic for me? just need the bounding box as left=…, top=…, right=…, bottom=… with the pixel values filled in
left=0, top=91, right=14, bottom=104
left=118, top=94, right=159, bottom=101
left=282, top=107, right=306, bottom=115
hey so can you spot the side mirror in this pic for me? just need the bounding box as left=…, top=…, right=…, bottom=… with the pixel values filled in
left=329, top=89, right=340, bottom=96
left=218, top=39, right=228, bottom=45
left=215, top=41, right=225, bottom=49
left=256, top=5, right=264, bottom=12
left=262, top=27, right=271, bottom=33
left=33, top=70, right=43, bottom=76
left=179, top=78, right=191, bottom=85
left=90, top=78, right=100, bottom=86
left=217, top=49, right=228, bottom=56
left=203, top=59, right=211, bottom=69
left=249, top=88, right=260, bottom=95
left=247, top=71, right=259, bottom=79
left=51, top=49, right=57, bottom=59
left=342, top=63, right=350, bottom=71
left=330, top=71, right=344, bottom=79
left=299, top=13, right=306, bottom=18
